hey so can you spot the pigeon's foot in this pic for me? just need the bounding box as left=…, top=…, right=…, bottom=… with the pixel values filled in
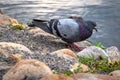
left=65, top=43, right=84, bottom=51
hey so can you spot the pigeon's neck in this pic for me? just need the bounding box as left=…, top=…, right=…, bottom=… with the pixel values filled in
left=78, top=21, right=92, bottom=41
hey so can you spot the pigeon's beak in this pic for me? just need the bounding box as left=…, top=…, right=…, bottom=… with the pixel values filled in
left=84, top=20, right=97, bottom=32
left=89, top=21, right=97, bottom=32
left=93, top=27, right=98, bottom=32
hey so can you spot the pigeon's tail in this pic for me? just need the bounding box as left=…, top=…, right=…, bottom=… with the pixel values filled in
left=33, top=19, right=49, bottom=23
left=28, top=19, right=49, bottom=27
left=28, top=19, right=52, bottom=34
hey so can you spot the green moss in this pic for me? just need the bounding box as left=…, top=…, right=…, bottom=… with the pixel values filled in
left=95, top=42, right=106, bottom=50
left=86, top=40, right=106, bottom=50
left=54, top=56, right=120, bottom=75
left=53, top=70, right=73, bottom=76
left=78, top=56, right=120, bottom=74
left=53, top=63, right=84, bottom=76
left=9, top=23, right=26, bottom=30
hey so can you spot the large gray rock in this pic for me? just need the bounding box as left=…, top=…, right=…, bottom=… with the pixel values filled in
left=77, top=46, right=109, bottom=60
left=106, top=46, right=120, bottom=62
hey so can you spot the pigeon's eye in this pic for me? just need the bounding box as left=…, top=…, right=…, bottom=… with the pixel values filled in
left=63, top=34, right=67, bottom=37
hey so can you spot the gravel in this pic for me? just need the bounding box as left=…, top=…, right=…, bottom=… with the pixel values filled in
left=0, top=26, right=69, bottom=54
left=23, top=53, right=78, bottom=71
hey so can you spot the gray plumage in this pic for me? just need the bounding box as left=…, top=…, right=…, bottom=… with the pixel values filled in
left=29, top=16, right=97, bottom=44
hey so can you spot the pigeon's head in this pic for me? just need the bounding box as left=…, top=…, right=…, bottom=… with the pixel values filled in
left=84, top=21, right=97, bottom=32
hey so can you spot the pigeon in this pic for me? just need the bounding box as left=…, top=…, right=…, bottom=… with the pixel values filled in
left=28, top=16, right=97, bottom=50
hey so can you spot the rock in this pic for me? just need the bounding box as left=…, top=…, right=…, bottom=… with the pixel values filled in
left=106, top=46, right=120, bottom=62
left=77, top=46, right=109, bottom=60
left=109, top=70, right=120, bottom=77
left=73, top=73, right=101, bottom=80
left=24, top=49, right=78, bottom=71
left=28, top=27, right=58, bottom=40
left=72, top=73, right=120, bottom=80
left=69, top=63, right=89, bottom=73
left=0, top=62, right=12, bottom=80
left=50, top=49, right=77, bottom=58
left=0, top=48, right=23, bottom=64
left=0, top=42, right=33, bottom=79
left=43, top=49, right=78, bottom=71
left=79, top=64, right=90, bottom=72
left=0, top=42, right=33, bottom=55
left=0, top=48, right=23, bottom=80
left=0, top=25, right=64, bottom=54
left=41, top=74, right=73, bottom=80
left=0, top=13, right=19, bottom=26
left=28, top=27, right=49, bottom=34
left=3, top=59, right=53, bottom=80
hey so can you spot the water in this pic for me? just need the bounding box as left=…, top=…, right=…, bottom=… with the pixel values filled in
left=0, top=0, right=120, bottom=49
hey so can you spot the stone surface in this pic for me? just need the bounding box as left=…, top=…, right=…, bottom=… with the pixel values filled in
left=109, top=70, right=120, bottom=77
left=50, top=49, right=77, bottom=58
left=0, top=25, right=71, bottom=54
left=24, top=49, right=78, bottom=71
left=0, top=48, right=23, bottom=80
left=0, top=48, right=23, bottom=64
left=3, top=59, right=53, bottom=80
left=44, top=49, right=78, bottom=71
left=73, top=73, right=101, bottom=80
left=41, top=74, right=73, bottom=80
left=0, top=42, right=33, bottom=55
left=72, top=73, right=120, bottom=80
left=106, top=46, right=120, bottom=62
left=0, top=62, right=12, bottom=80
left=77, top=46, right=109, bottom=60
left=0, top=13, right=19, bottom=26
left=79, top=64, right=90, bottom=72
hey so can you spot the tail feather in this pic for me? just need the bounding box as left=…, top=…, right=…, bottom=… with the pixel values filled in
left=28, top=19, right=52, bottom=34
left=33, top=19, right=49, bottom=22
left=28, top=19, right=49, bottom=27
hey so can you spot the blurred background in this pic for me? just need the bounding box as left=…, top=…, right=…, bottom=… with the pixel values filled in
left=0, top=0, right=120, bottom=49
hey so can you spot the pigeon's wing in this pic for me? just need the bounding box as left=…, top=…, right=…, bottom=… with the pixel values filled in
left=28, top=19, right=52, bottom=34
left=57, top=19, right=96, bottom=43
left=57, top=19, right=81, bottom=43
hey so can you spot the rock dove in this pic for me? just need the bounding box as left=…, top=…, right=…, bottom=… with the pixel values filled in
left=29, top=16, right=97, bottom=50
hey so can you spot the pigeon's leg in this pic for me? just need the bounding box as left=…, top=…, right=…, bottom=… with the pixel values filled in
left=65, top=43, right=84, bottom=51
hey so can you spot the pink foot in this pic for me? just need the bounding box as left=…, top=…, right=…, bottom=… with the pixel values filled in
left=65, top=43, right=84, bottom=51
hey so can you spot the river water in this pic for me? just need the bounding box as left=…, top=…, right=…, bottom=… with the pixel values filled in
left=0, top=0, right=120, bottom=49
